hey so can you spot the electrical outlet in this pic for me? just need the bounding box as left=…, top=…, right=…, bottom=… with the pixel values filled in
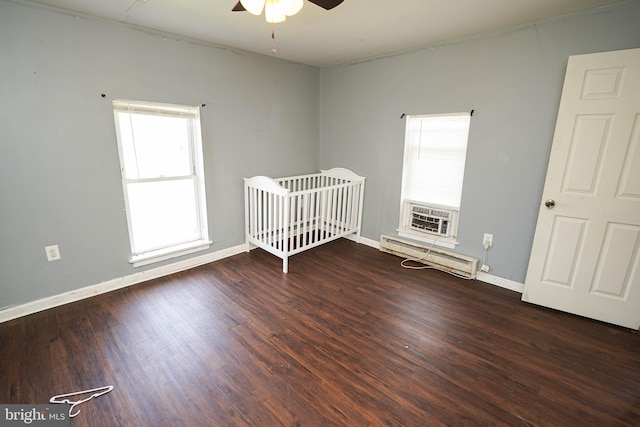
left=483, top=233, right=493, bottom=249
left=45, top=244, right=61, bottom=261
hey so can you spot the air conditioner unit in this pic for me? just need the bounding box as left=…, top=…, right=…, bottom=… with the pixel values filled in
left=405, top=202, right=457, bottom=237
left=379, top=234, right=478, bottom=278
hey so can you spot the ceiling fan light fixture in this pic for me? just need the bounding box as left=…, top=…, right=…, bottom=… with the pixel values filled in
left=239, top=0, right=264, bottom=16
left=265, top=0, right=287, bottom=23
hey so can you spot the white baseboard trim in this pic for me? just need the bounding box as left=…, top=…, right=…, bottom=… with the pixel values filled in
left=476, top=272, right=524, bottom=293
left=0, top=244, right=247, bottom=324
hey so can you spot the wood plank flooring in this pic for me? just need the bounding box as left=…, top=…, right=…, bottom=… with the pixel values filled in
left=1, top=238, right=639, bottom=426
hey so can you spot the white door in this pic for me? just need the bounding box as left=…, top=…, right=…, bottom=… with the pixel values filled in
left=522, top=48, right=640, bottom=330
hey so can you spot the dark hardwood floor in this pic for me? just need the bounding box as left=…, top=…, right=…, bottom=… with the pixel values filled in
left=1, top=238, right=639, bottom=426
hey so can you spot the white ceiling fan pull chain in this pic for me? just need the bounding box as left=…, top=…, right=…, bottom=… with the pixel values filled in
left=272, top=25, right=278, bottom=54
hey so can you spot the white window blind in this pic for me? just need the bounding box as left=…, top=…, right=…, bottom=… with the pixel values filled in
left=401, top=112, right=471, bottom=208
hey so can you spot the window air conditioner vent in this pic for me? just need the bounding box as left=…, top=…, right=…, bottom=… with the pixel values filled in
left=408, top=203, right=453, bottom=237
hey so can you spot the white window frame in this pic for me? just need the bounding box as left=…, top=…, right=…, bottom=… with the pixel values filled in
left=398, top=112, right=471, bottom=249
left=112, top=99, right=211, bottom=267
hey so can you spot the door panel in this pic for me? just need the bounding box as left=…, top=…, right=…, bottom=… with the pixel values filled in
left=617, top=114, right=640, bottom=198
left=590, top=223, right=639, bottom=298
left=523, top=48, right=640, bottom=330
left=541, top=216, right=586, bottom=286
left=562, top=114, right=610, bottom=193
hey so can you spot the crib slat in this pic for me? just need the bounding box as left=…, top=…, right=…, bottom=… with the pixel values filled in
left=291, top=193, right=297, bottom=251
left=339, top=186, right=345, bottom=233
left=268, top=192, right=273, bottom=248
left=274, top=194, right=279, bottom=249
left=331, top=186, right=338, bottom=235
left=309, top=191, right=317, bottom=244
left=294, top=194, right=300, bottom=250
left=344, top=185, right=351, bottom=230
left=276, top=194, right=282, bottom=252
left=301, top=193, right=306, bottom=247
left=260, top=189, right=266, bottom=242
left=323, top=188, right=330, bottom=239
left=339, top=186, right=344, bottom=233
left=300, top=193, right=304, bottom=235
left=303, top=192, right=307, bottom=243
left=331, top=186, right=338, bottom=236
left=319, top=187, right=324, bottom=238
left=325, top=186, right=332, bottom=237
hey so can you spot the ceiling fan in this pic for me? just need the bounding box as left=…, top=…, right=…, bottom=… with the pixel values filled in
left=232, top=0, right=344, bottom=54
left=232, top=0, right=345, bottom=22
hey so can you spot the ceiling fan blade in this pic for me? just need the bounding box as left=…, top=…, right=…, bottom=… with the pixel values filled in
left=308, top=0, right=344, bottom=10
left=232, top=1, right=245, bottom=12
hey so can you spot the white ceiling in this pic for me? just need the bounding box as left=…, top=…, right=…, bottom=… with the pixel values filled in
left=23, top=0, right=625, bottom=67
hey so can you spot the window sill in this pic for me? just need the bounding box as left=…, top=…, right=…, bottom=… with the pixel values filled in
left=130, top=240, right=212, bottom=267
left=398, top=229, right=458, bottom=249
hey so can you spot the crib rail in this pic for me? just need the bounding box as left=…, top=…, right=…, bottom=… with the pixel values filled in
left=244, top=168, right=365, bottom=273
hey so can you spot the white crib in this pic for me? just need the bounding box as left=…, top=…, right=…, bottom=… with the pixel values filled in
left=244, top=168, right=366, bottom=273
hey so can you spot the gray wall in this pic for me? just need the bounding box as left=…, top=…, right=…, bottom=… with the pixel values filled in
left=0, top=0, right=319, bottom=309
left=319, top=1, right=640, bottom=283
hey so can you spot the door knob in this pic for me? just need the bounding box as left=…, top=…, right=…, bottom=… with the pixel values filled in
left=545, top=199, right=556, bottom=209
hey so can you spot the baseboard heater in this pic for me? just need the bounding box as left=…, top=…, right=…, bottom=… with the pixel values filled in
left=379, top=234, right=478, bottom=278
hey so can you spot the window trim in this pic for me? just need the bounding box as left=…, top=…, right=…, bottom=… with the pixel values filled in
left=112, top=99, right=210, bottom=267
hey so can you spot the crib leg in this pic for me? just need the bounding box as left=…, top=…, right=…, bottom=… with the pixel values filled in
left=282, top=258, right=288, bottom=273
left=245, top=240, right=251, bottom=253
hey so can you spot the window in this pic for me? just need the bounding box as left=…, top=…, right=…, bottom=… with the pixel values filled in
left=398, top=112, right=471, bottom=248
left=112, top=99, right=210, bottom=267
